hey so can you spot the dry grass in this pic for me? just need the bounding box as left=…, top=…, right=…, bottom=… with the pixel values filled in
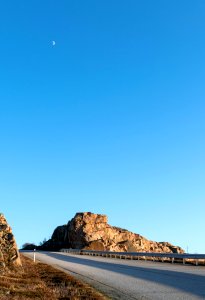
left=0, top=255, right=108, bottom=300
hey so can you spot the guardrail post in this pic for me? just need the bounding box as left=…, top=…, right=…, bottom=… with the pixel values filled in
left=33, top=249, right=36, bottom=263
left=196, top=259, right=198, bottom=266
left=172, top=258, right=174, bottom=264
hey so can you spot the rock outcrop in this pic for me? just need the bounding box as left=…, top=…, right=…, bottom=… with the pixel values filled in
left=41, top=212, right=184, bottom=253
left=0, top=214, right=21, bottom=271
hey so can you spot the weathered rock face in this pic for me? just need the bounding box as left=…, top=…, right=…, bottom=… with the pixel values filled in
left=0, top=214, right=21, bottom=271
left=41, top=212, right=184, bottom=253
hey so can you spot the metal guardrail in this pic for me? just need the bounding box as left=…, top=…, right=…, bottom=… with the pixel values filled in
left=60, top=249, right=205, bottom=266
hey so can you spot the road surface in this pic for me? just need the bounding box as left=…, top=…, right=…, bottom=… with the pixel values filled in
left=22, top=251, right=205, bottom=300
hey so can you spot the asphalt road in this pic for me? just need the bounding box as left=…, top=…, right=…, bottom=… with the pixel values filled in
left=23, top=251, right=205, bottom=300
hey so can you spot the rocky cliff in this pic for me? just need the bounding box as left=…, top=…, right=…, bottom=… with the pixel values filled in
left=41, top=212, right=184, bottom=253
left=0, top=214, right=21, bottom=271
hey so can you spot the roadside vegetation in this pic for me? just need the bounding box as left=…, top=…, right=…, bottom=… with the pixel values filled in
left=0, top=254, right=108, bottom=299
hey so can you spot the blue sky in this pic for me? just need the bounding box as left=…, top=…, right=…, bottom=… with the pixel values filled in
left=0, top=1, right=205, bottom=253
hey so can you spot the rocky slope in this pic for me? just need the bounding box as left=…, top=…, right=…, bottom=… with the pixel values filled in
left=41, top=212, right=184, bottom=253
left=0, top=214, right=21, bottom=271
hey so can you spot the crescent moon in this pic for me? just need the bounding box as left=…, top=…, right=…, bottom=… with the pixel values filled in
left=52, top=41, right=56, bottom=46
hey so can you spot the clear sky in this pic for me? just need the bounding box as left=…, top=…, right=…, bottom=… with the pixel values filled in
left=1, top=1, right=205, bottom=253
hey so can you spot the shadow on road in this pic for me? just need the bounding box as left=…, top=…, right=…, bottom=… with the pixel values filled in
left=40, top=252, right=205, bottom=298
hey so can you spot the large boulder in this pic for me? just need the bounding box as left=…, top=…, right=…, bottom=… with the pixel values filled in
left=0, top=214, right=21, bottom=271
left=41, top=212, right=184, bottom=253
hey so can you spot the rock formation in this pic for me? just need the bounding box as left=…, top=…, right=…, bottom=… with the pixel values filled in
left=0, top=213, right=21, bottom=271
left=41, top=212, right=184, bottom=253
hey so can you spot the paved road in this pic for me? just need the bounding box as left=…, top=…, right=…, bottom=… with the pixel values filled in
left=23, top=251, right=205, bottom=300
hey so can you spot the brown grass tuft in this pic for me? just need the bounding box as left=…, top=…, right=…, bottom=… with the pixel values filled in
left=0, top=254, right=108, bottom=300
